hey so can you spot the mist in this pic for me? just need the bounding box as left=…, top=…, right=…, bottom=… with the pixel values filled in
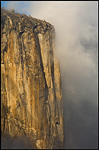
left=2, top=1, right=98, bottom=149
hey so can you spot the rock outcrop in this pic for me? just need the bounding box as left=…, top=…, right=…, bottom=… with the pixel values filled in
left=1, top=8, right=64, bottom=149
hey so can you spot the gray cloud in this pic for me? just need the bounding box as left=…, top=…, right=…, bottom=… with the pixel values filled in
left=5, top=1, right=98, bottom=149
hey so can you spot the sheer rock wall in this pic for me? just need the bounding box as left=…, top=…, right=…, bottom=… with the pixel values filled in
left=1, top=8, right=64, bottom=149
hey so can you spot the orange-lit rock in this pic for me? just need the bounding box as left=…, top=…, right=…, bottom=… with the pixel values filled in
left=1, top=8, right=64, bottom=149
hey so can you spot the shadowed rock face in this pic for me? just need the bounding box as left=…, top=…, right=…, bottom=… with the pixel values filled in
left=1, top=8, right=64, bottom=149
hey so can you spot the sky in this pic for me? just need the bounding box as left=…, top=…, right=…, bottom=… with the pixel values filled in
left=1, top=1, right=98, bottom=149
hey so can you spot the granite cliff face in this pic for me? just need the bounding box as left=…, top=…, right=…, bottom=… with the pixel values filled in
left=1, top=8, right=64, bottom=149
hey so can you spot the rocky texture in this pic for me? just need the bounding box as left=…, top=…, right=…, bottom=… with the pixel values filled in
left=1, top=8, right=64, bottom=149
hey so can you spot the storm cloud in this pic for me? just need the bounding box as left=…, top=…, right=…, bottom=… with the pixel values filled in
left=3, top=1, right=98, bottom=149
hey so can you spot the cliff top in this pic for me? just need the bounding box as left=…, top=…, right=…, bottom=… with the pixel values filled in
left=1, top=7, right=55, bottom=34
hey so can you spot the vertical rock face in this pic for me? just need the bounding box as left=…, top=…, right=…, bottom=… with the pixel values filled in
left=1, top=8, right=64, bottom=149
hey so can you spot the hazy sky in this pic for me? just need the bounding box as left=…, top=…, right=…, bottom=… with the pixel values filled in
left=1, top=1, right=98, bottom=149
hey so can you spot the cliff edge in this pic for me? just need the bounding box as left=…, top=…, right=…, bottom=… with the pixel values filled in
left=1, top=8, right=64, bottom=149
